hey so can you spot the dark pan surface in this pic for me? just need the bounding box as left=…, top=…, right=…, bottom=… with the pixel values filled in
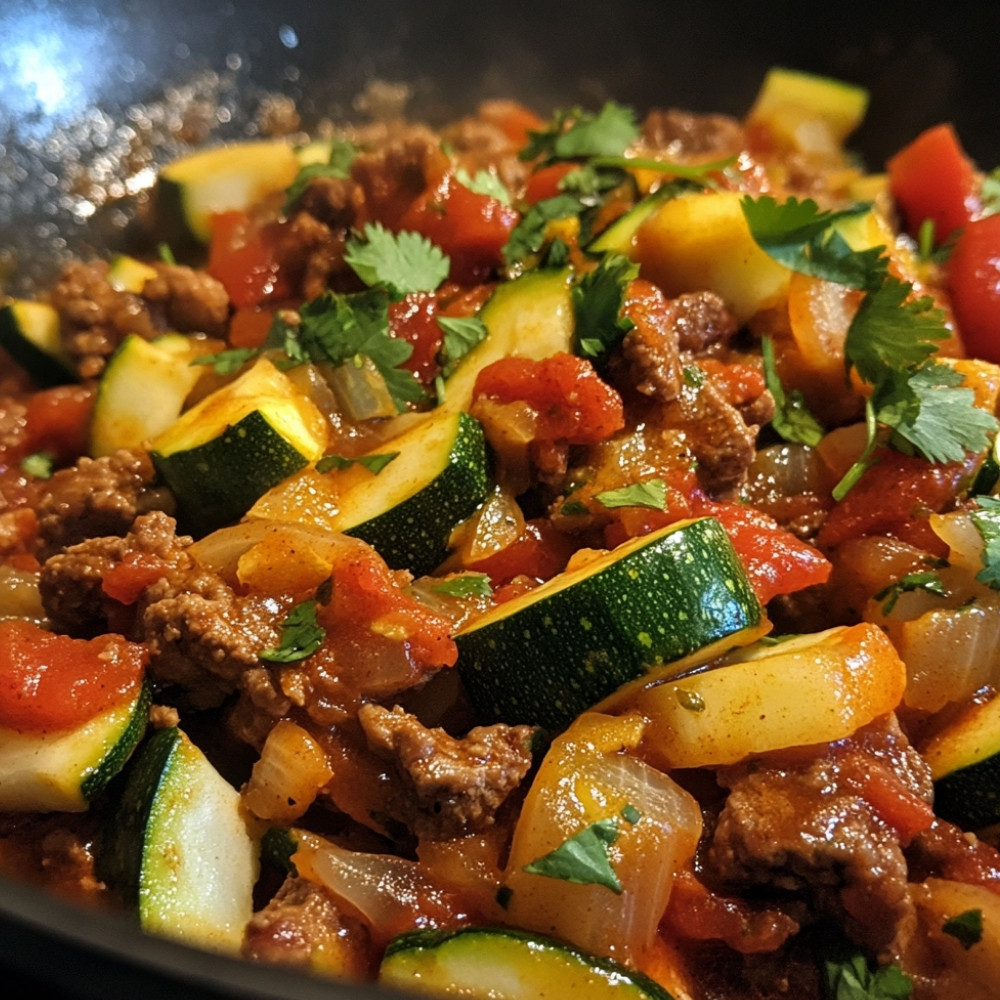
left=1, top=1, right=998, bottom=996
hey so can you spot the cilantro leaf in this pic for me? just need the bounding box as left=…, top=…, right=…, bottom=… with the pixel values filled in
left=942, top=908, right=984, bottom=950
left=438, top=315, right=489, bottom=378
left=285, top=138, right=356, bottom=209
left=761, top=336, right=824, bottom=446
left=316, top=452, right=399, bottom=474
left=455, top=166, right=511, bottom=205
left=273, top=289, right=424, bottom=412
left=344, top=222, right=450, bottom=298
left=433, top=573, right=493, bottom=598
left=523, top=817, right=623, bottom=893
left=20, top=451, right=54, bottom=479
left=875, top=570, right=949, bottom=614
left=742, top=195, right=887, bottom=291
left=521, top=102, right=639, bottom=164
left=572, top=253, right=638, bottom=366
left=595, top=479, right=667, bottom=510
left=970, top=495, right=1000, bottom=588
left=260, top=598, right=326, bottom=663
left=190, top=346, right=259, bottom=374
left=503, top=192, right=588, bottom=267
left=820, top=938, right=913, bottom=1000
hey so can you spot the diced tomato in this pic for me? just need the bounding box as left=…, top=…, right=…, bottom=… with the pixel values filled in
left=100, top=550, right=173, bottom=605
left=399, top=171, right=519, bottom=285
left=701, top=499, right=832, bottom=604
left=947, top=213, right=1000, bottom=364
left=696, top=357, right=767, bottom=408
left=472, top=353, right=625, bottom=445
left=815, top=451, right=968, bottom=554
left=887, top=123, right=980, bottom=243
left=20, top=384, right=95, bottom=465
left=846, top=761, right=934, bottom=843
left=465, top=517, right=578, bottom=586
left=478, top=99, right=546, bottom=151
left=228, top=305, right=277, bottom=349
left=389, top=292, right=444, bottom=384
left=207, top=210, right=292, bottom=308
left=0, top=620, right=147, bottom=733
left=524, top=162, right=580, bottom=205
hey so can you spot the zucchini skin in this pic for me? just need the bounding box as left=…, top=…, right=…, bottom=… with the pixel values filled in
left=456, top=516, right=763, bottom=729
left=379, top=925, right=674, bottom=999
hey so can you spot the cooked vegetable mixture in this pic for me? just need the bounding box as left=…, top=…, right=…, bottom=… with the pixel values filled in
left=5, top=66, right=1000, bottom=999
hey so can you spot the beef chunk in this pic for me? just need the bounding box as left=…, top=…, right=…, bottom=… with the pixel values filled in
left=703, top=717, right=932, bottom=956
left=641, top=109, right=745, bottom=157
left=350, top=130, right=439, bottom=227
left=673, top=291, right=741, bottom=355
left=34, top=448, right=161, bottom=559
left=243, top=875, right=372, bottom=977
left=358, top=704, right=536, bottom=839
left=142, top=262, right=230, bottom=336
left=48, top=260, right=158, bottom=379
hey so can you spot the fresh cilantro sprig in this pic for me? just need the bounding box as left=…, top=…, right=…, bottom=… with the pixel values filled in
left=344, top=222, right=450, bottom=299
left=875, top=570, right=949, bottom=615
left=503, top=192, right=592, bottom=267
left=437, top=316, right=488, bottom=379
left=521, top=102, right=640, bottom=164
left=820, top=937, right=913, bottom=1000
left=760, top=336, right=824, bottom=446
left=595, top=479, right=667, bottom=511
left=190, top=346, right=259, bottom=374
left=455, top=165, right=511, bottom=205
left=316, top=452, right=399, bottom=474
left=942, top=908, right=984, bottom=950
left=572, top=252, right=638, bottom=366
left=284, top=138, right=357, bottom=210
left=259, top=590, right=328, bottom=664
left=970, top=495, right=1000, bottom=588
left=433, top=574, right=493, bottom=598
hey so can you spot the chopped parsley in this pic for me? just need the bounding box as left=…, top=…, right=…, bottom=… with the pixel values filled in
left=523, top=817, right=624, bottom=893
left=316, top=452, right=399, bottom=475
left=970, top=495, right=1000, bottom=588
left=259, top=594, right=327, bottom=664
left=433, top=573, right=493, bottom=598
left=595, top=479, right=667, bottom=511
left=875, top=570, right=949, bottom=615
left=761, top=335, right=824, bottom=446
left=942, top=908, right=984, bottom=950
left=572, top=252, right=638, bottom=367
left=344, top=222, right=450, bottom=299
left=820, top=939, right=913, bottom=1000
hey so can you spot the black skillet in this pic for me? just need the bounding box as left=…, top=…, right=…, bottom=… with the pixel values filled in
left=1, top=0, right=998, bottom=996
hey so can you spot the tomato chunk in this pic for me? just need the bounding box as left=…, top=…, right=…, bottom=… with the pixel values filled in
left=947, top=213, right=1000, bottom=364
left=207, top=210, right=291, bottom=308
left=887, top=123, right=979, bottom=243
left=0, top=620, right=147, bottom=733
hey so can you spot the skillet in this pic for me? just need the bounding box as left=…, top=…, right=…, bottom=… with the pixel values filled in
left=1, top=0, right=999, bottom=996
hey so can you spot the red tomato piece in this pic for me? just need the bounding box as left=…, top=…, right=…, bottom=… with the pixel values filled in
left=100, top=550, right=173, bottom=605
left=947, top=214, right=1000, bottom=363
left=887, top=123, right=980, bottom=242
left=389, top=292, right=443, bottom=384
left=20, top=384, right=95, bottom=465
left=472, top=353, right=625, bottom=445
left=701, top=500, right=832, bottom=605
left=524, top=162, right=580, bottom=206
left=399, top=172, right=519, bottom=285
left=207, top=210, right=292, bottom=308
left=228, top=306, right=277, bottom=349
left=0, top=620, right=147, bottom=733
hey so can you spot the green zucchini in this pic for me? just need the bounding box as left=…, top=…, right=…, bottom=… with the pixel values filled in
left=107, top=254, right=158, bottom=294
left=924, top=695, right=1000, bottom=830
left=0, top=299, right=77, bottom=387
left=439, top=268, right=575, bottom=412
left=0, top=681, right=150, bottom=813
left=456, top=516, right=765, bottom=729
left=149, top=357, right=329, bottom=536
left=151, top=140, right=300, bottom=252
left=98, top=725, right=258, bottom=954
left=90, top=333, right=206, bottom=457
left=378, top=926, right=673, bottom=999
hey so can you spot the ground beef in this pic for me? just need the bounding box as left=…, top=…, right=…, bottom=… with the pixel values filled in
left=141, top=262, right=230, bottom=336
left=292, top=175, right=362, bottom=231
left=275, top=209, right=355, bottom=301
left=440, top=110, right=528, bottom=191
left=34, top=448, right=162, bottom=560
left=703, top=717, right=932, bottom=956
left=243, top=874, right=373, bottom=977
left=357, top=704, right=536, bottom=840
left=673, top=290, right=741, bottom=355
left=350, top=130, right=439, bottom=227
left=48, top=260, right=158, bottom=379
left=641, top=109, right=745, bottom=157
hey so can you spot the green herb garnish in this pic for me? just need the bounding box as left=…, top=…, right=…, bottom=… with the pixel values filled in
left=942, top=908, right=984, bottom=950
left=260, top=596, right=327, bottom=663
left=572, top=252, right=638, bottom=366
left=344, top=222, right=450, bottom=299
left=433, top=574, right=493, bottom=598
left=875, top=570, right=949, bottom=614
left=595, top=479, right=667, bottom=510
left=316, top=452, right=399, bottom=475
left=523, top=817, right=623, bottom=893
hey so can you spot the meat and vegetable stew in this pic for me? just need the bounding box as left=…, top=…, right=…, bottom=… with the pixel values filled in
left=3, top=66, right=1000, bottom=999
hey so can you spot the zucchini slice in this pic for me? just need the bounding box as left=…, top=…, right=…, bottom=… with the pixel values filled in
left=923, top=694, right=1000, bottom=830
left=90, top=333, right=207, bottom=457
left=98, top=725, right=258, bottom=954
left=378, top=926, right=673, bottom=999
left=587, top=185, right=677, bottom=256
left=440, top=268, right=575, bottom=412
left=0, top=299, right=77, bottom=387
left=455, top=516, right=765, bottom=729
left=0, top=681, right=151, bottom=813
left=151, top=140, right=300, bottom=251
left=150, top=357, right=329, bottom=536
left=107, top=254, right=158, bottom=294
